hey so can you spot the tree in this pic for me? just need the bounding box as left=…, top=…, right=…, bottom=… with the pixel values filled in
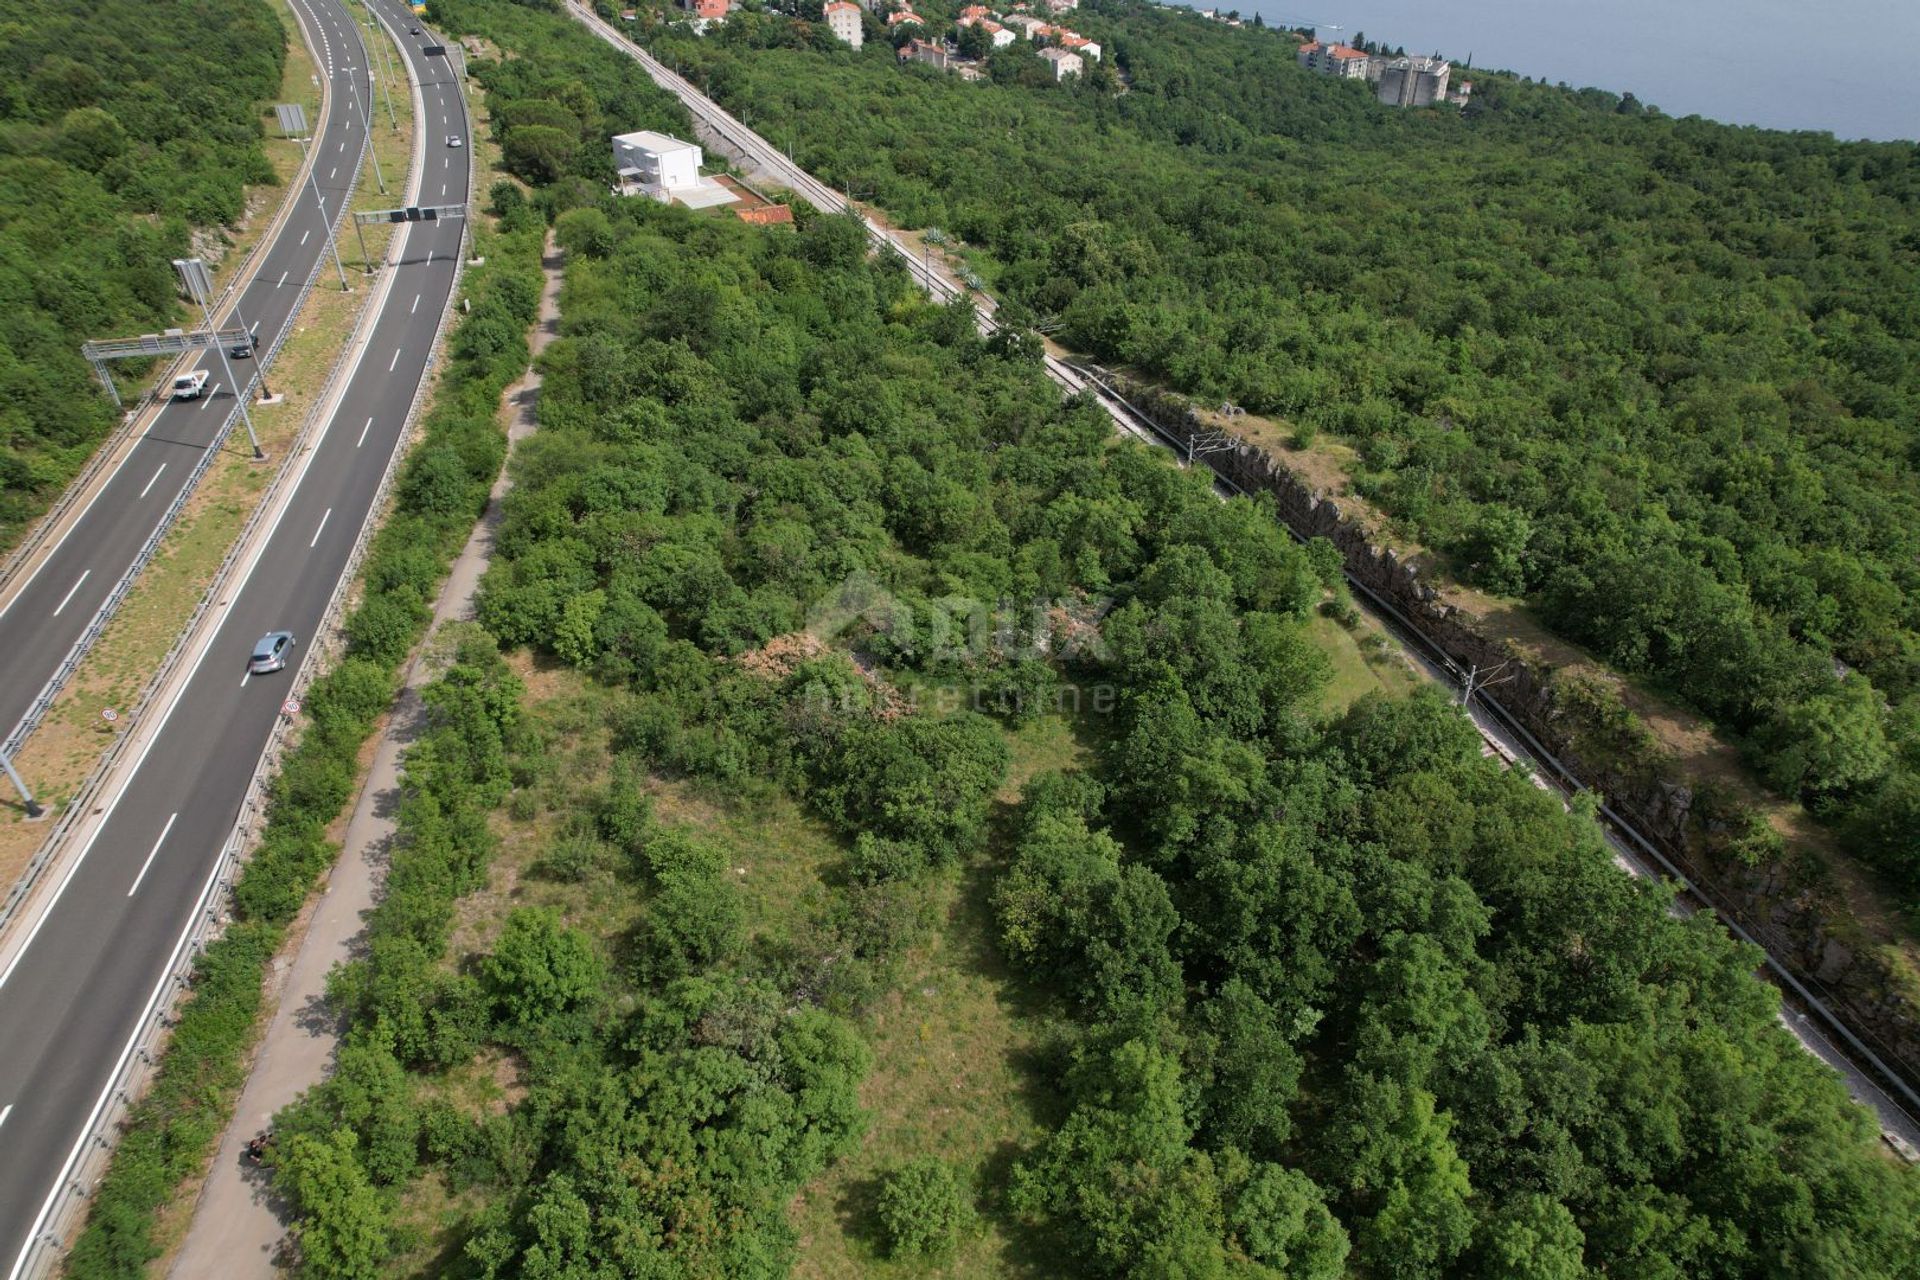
left=1762, top=673, right=1892, bottom=800
left=1472, top=1193, right=1587, bottom=1280
left=877, top=1157, right=974, bottom=1258
left=481, top=907, right=604, bottom=1031
left=1227, top=1163, right=1348, bottom=1279
left=277, top=1129, right=391, bottom=1280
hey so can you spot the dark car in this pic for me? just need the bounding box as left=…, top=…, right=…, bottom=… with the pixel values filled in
left=248, top=631, right=296, bottom=675
left=410, top=25, right=422, bottom=34
left=229, top=337, right=254, bottom=359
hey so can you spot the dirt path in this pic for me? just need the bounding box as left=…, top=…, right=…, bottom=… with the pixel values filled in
left=164, top=234, right=563, bottom=1278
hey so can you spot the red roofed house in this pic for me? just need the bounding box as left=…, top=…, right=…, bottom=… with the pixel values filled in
left=1059, top=31, right=1100, bottom=59
left=1297, top=39, right=1371, bottom=79
left=887, top=6, right=924, bottom=27
left=957, top=3, right=992, bottom=23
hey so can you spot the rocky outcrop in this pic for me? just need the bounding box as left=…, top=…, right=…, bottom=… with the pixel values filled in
left=1118, top=378, right=1920, bottom=1094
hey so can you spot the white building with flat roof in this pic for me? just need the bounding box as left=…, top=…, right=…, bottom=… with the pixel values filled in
left=612, top=131, right=702, bottom=194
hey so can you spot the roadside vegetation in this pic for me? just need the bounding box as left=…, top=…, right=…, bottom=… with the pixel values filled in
left=65, top=128, right=547, bottom=1280
left=0, top=0, right=287, bottom=552
left=634, top=0, right=1920, bottom=916
left=255, top=10, right=1920, bottom=1263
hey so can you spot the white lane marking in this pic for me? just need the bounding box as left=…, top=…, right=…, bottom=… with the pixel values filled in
left=250, top=319, right=260, bottom=335
left=240, top=670, right=250, bottom=688
left=309, top=507, right=332, bottom=548
left=278, top=270, right=289, bottom=287
left=126, top=812, right=178, bottom=897
left=357, top=417, right=372, bottom=448
left=426, top=250, right=433, bottom=264
left=328, top=166, right=337, bottom=180
left=443, top=156, right=448, bottom=169
left=301, top=229, right=311, bottom=246
left=52, top=570, right=91, bottom=618
left=388, top=347, right=402, bottom=371
left=138, top=463, right=168, bottom=499
left=0, top=1105, right=11, bottom=1129
left=410, top=293, right=420, bottom=314
left=439, top=183, right=446, bottom=198
left=199, top=381, right=222, bottom=411
left=338, top=139, right=346, bottom=152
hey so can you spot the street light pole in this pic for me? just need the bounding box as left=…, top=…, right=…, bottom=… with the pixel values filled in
left=226, top=288, right=275, bottom=401
left=345, top=66, right=387, bottom=194
left=364, top=4, right=399, bottom=131
left=294, top=134, right=353, bottom=290
left=0, top=747, right=44, bottom=820
left=174, top=258, right=265, bottom=461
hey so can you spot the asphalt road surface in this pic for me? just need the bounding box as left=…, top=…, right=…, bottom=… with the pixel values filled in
left=0, top=0, right=368, bottom=753
left=0, top=0, right=470, bottom=1270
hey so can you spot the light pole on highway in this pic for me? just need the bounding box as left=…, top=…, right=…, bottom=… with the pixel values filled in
left=362, top=3, right=400, bottom=130
left=225, top=287, right=276, bottom=402
left=0, top=747, right=44, bottom=819
left=344, top=66, right=388, bottom=195
left=176, top=258, right=266, bottom=461
left=277, top=103, right=352, bottom=291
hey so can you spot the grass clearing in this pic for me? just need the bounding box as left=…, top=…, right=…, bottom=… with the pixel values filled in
left=0, top=0, right=418, bottom=891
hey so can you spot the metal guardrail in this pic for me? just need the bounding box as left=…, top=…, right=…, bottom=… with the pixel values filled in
left=10, top=8, right=474, bottom=1273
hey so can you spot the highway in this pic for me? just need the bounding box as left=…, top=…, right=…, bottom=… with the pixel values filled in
left=566, top=0, right=1920, bottom=1156
left=0, top=0, right=471, bottom=1271
left=0, top=0, right=368, bottom=759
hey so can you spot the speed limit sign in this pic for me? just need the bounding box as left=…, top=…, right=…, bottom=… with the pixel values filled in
left=101, top=708, right=119, bottom=724
left=281, top=698, right=301, bottom=717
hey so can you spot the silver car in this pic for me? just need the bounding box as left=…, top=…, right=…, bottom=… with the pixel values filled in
left=248, top=631, right=296, bottom=674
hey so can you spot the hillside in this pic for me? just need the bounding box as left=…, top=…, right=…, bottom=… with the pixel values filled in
left=639, top=0, right=1920, bottom=913
left=244, top=6, right=1920, bottom=1274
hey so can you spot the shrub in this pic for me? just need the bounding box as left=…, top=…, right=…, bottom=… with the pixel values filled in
left=877, top=1157, right=973, bottom=1259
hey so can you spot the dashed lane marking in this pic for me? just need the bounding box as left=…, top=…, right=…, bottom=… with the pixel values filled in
left=52, top=570, right=90, bottom=618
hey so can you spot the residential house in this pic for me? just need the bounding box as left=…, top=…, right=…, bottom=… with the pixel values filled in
left=981, top=19, right=1014, bottom=46
left=1038, top=45, right=1082, bottom=79
left=1044, top=0, right=1077, bottom=10
left=612, top=131, right=701, bottom=193
left=887, top=7, right=924, bottom=29
left=1059, top=31, right=1100, bottom=60
left=956, top=3, right=992, bottom=22
left=824, top=0, right=863, bottom=47
left=1297, top=39, right=1370, bottom=79
left=1001, top=12, right=1049, bottom=37
left=901, top=36, right=953, bottom=68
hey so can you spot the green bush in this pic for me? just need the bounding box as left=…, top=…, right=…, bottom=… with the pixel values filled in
left=877, top=1157, right=973, bottom=1259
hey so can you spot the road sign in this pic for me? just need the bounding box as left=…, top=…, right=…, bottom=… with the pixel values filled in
left=281, top=698, right=301, bottom=717
left=275, top=102, right=309, bottom=137
left=101, top=708, right=118, bottom=724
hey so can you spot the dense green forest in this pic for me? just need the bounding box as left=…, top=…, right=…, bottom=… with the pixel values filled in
left=0, top=0, right=286, bottom=549
left=633, top=0, right=1920, bottom=903
left=260, top=6, right=1920, bottom=1273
